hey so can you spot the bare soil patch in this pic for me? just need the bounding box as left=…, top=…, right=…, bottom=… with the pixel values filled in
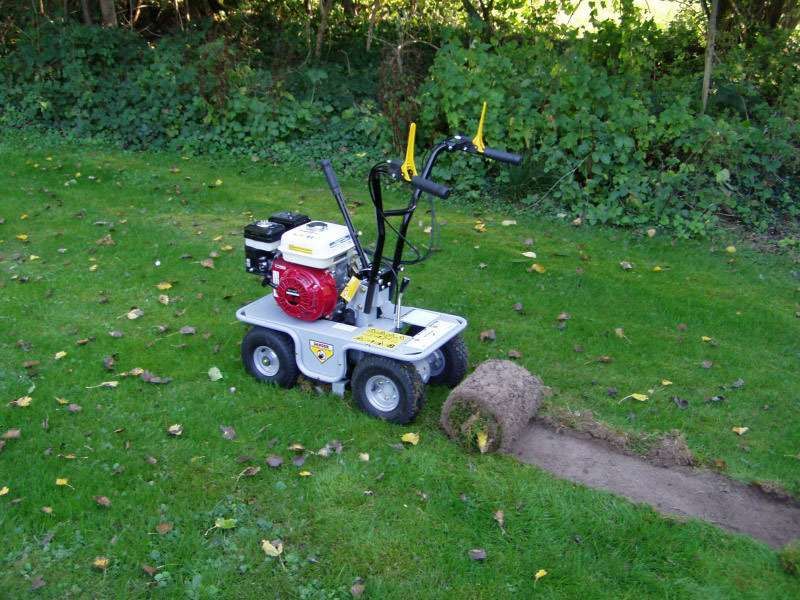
left=511, top=422, right=800, bottom=549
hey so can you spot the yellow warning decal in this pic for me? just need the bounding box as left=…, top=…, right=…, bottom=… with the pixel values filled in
left=340, top=276, right=361, bottom=302
left=353, top=328, right=409, bottom=350
left=288, top=244, right=313, bottom=254
left=309, top=340, right=334, bottom=364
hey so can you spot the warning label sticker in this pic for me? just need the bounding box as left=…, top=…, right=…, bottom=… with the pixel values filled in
left=309, top=340, right=334, bottom=363
left=353, top=328, right=410, bottom=350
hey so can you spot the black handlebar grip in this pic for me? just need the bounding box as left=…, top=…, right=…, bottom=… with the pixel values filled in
left=411, top=176, right=451, bottom=199
left=483, top=147, right=523, bottom=165
left=320, top=159, right=341, bottom=195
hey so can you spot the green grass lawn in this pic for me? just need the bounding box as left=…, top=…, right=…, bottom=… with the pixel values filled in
left=1, top=134, right=799, bottom=598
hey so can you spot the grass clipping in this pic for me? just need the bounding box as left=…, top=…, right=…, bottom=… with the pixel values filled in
left=441, top=360, right=549, bottom=453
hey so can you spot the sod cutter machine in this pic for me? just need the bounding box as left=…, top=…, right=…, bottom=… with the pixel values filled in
left=237, top=103, right=521, bottom=423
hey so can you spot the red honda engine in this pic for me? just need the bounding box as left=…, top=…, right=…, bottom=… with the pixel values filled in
left=271, top=257, right=339, bottom=321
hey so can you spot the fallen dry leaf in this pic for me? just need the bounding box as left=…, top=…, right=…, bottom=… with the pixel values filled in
left=2, top=429, right=21, bottom=440
left=622, top=393, right=649, bottom=402
left=261, top=538, right=283, bottom=557
left=0, top=486, right=9, bottom=496
left=732, top=426, right=749, bottom=436
left=351, top=579, right=366, bottom=598
left=55, top=478, right=69, bottom=486
left=156, top=282, right=172, bottom=291
left=220, top=425, right=236, bottom=440
left=156, top=522, right=173, bottom=535
left=401, top=432, right=420, bottom=446
left=501, top=219, right=517, bottom=226
left=468, top=548, right=487, bottom=561
left=241, top=466, right=261, bottom=477
left=158, top=294, right=170, bottom=306
left=126, top=308, right=144, bottom=320
left=479, top=329, right=496, bottom=342
left=476, top=430, right=489, bottom=454
left=493, top=510, right=506, bottom=533
left=10, top=396, right=32, bottom=407
left=528, top=263, right=546, bottom=274
left=298, top=470, right=312, bottom=477
left=208, top=366, right=223, bottom=381
left=30, top=576, right=45, bottom=591
left=620, top=260, right=633, bottom=271
left=93, top=556, right=110, bottom=571
left=200, top=258, right=215, bottom=269
left=93, top=495, right=111, bottom=507
left=166, top=424, right=183, bottom=436
left=358, top=452, right=370, bottom=462
left=266, top=455, right=283, bottom=468
left=54, top=351, right=67, bottom=360
left=535, top=569, right=548, bottom=581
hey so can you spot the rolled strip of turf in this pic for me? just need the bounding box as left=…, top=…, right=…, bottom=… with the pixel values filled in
left=440, top=359, right=549, bottom=453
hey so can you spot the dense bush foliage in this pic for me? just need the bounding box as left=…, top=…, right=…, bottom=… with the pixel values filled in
left=1, top=3, right=799, bottom=237
left=421, top=24, right=800, bottom=235
left=0, top=23, right=394, bottom=170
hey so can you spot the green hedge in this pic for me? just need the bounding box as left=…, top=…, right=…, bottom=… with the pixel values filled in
left=419, top=26, right=800, bottom=236
left=2, top=20, right=798, bottom=237
left=0, top=23, right=393, bottom=171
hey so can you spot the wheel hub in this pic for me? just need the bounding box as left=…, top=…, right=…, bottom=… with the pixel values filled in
left=253, top=345, right=280, bottom=377
left=428, top=349, right=445, bottom=378
left=364, top=375, right=400, bottom=412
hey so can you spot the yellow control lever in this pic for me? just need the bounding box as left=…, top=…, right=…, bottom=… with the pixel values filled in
left=400, top=122, right=418, bottom=182
left=472, top=101, right=487, bottom=153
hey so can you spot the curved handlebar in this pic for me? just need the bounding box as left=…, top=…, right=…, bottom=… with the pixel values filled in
left=411, top=176, right=451, bottom=199
left=483, top=147, right=523, bottom=165
left=320, top=159, right=342, bottom=195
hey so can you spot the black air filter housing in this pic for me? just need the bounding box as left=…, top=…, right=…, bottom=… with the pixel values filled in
left=269, top=211, right=310, bottom=230
left=245, top=220, right=285, bottom=244
left=244, top=220, right=286, bottom=275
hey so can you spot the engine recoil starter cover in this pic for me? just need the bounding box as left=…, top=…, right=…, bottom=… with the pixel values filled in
left=272, top=257, right=338, bottom=321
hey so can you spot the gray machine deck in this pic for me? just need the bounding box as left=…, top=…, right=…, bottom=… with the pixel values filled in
left=237, top=294, right=467, bottom=384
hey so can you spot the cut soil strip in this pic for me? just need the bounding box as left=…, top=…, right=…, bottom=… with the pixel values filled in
left=511, top=423, right=800, bottom=549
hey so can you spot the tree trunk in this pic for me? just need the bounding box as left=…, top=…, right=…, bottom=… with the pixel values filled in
left=366, top=0, right=381, bottom=51
left=99, top=0, right=118, bottom=27
left=701, top=0, right=719, bottom=114
left=173, top=0, right=183, bottom=30
left=80, top=0, right=92, bottom=24
left=315, top=0, right=334, bottom=60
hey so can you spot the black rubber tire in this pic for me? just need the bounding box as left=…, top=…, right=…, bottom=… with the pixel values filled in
left=241, top=327, right=299, bottom=389
left=429, top=333, right=469, bottom=388
left=407, top=326, right=469, bottom=388
left=351, top=355, right=425, bottom=424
